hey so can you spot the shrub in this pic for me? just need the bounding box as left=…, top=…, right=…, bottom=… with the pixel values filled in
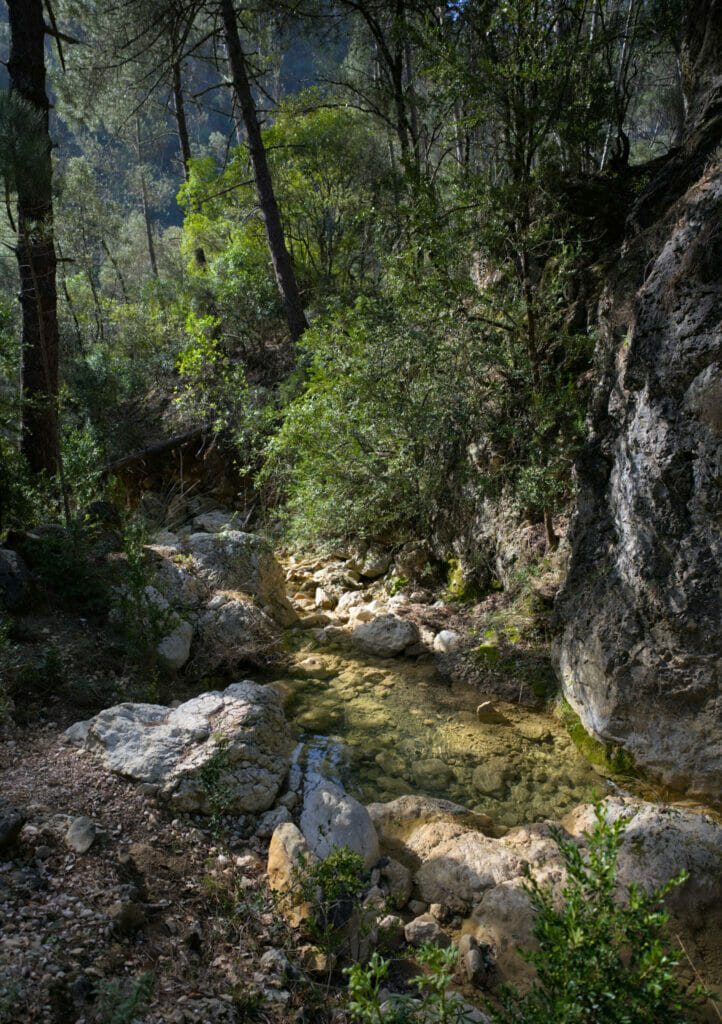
left=261, top=293, right=482, bottom=545
left=490, top=803, right=704, bottom=1024
left=293, top=844, right=369, bottom=953
left=345, top=943, right=469, bottom=1024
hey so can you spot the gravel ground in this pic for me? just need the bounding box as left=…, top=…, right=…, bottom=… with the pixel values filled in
left=0, top=726, right=320, bottom=1024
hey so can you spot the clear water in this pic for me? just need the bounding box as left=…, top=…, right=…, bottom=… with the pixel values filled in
left=273, top=647, right=607, bottom=828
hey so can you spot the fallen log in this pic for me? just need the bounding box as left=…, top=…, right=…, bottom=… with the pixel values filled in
left=101, top=426, right=206, bottom=476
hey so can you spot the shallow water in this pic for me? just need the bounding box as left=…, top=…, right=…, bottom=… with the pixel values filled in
left=273, top=646, right=608, bottom=827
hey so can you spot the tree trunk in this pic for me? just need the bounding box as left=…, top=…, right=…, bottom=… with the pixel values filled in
left=219, top=0, right=307, bottom=343
left=135, top=115, right=158, bottom=277
left=172, top=59, right=192, bottom=180
left=8, top=0, right=60, bottom=477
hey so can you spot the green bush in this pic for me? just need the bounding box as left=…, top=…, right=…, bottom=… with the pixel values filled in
left=261, top=293, right=482, bottom=545
left=93, top=972, right=153, bottom=1024
left=491, top=803, right=704, bottom=1024
left=345, top=943, right=468, bottom=1024
left=294, top=844, right=369, bottom=951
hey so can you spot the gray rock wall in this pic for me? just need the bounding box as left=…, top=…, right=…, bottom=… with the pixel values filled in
left=552, top=143, right=722, bottom=802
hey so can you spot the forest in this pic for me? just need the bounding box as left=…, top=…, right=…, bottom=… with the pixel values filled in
left=0, top=1, right=720, bottom=1023
left=0, top=0, right=686, bottom=547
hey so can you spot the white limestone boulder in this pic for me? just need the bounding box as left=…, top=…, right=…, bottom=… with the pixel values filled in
left=184, top=531, right=296, bottom=626
left=65, top=681, right=292, bottom=814
left=352, top=614, right=419, bottom=657
left=156, top=619, right=194, bottom=671
left=301, top=777, right=380, bottom=868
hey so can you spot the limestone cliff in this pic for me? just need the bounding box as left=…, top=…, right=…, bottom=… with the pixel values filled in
left=552, top=2, right=722, bottom=804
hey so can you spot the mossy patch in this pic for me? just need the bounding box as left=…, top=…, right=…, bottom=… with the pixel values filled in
left=473, top=643, right=500, bottom=666
left=557, top=699, right=636, bottom=778
left=444, top=557, right=483, bottom=603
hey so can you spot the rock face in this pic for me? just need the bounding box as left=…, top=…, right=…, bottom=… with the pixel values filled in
left=367, top=795, right=722, bottom=994
left=267, top=823, right=318, bottom=928
left=156, top=619, right=194, bottom=671
left=552, top=59, right=722, bottom=802
left=65, top=682, right=292, bottom=813
left=406, top=821, right=525, bottom=905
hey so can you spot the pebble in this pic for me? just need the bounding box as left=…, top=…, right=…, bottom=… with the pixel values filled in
left=66, top=816, right=96, bottom=854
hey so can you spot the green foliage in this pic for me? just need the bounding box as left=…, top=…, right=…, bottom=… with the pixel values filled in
left=293, top=845, right=368, bottom=953
left=445, top=558, right=483, bottom=603
left=174, top=311, right=247, bottom=436
left=490, top=804, right=702, bottom=1024
left=0, top=90, right=48, bottom=193
left=346, top=952, right=398, bottom=1024
left=112, top=517, right=175, bottom=660
left=61, top=422, right=103, bottom=512
left=261, top=291, right=482, bottom=544
left=198, top=735, right=234, bottom=830
left=93, top=972, right=153, bottom=1024
left=263, top=97, right=395, bottom=294
left=33, top=521, right=110, bottom=612
left=346, top=944, right=470, bottom=1024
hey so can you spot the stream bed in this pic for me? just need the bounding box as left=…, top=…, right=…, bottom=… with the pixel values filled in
left=272, top=645, right=608, bottom=828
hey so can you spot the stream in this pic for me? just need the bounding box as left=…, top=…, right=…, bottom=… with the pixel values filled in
left=272, top=644, right=608, bottom=827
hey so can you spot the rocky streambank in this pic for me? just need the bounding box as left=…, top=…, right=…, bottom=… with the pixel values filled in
left=2, top=678, right=721, bottom=1024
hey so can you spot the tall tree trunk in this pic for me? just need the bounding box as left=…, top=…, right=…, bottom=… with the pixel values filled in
left=172, top=59, right=192, bottom=180
left=219, top=0, right=307, bottom=342
left=135, top=115, right=158, bottom=277
left=7, top=0, right=60, bottom=477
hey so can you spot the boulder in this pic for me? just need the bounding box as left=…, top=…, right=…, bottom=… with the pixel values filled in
left=267, top=823, right=318, bottom=928
left=300, top=777, right=380, bottom=868
left=192, top=510, right=245, bottom=533
left=352, top=615, right=420, bottom=657
left=470, top=798, right=722, bottom=993
left=184, top=531, right=296, bottom=626
left=156, top=619, right=194, bottom=671
left=194, top=594, right=277, bottom=672
left=0, top=549, right=31, bottom=610
left=564, top=798, right=722, bottom=915
left=393, top=542, right=433, bottom=581
left=146, top=549, right=209, bottom=609
left=315, top=586, right=336, bottom=610
left=311, top=564, right=362, bottom=599
left=407, top=821, right=526, bottom=905
left=66, top=682, right=292, bottom=814
left=336, top=591, right=365, bottom=614
left=404, top=913, right=451, bottom=948
left=66, top=816, right=96, bottom=854
left=255, top=806, right=293, bottom=839
left=433, top=630, right=461, bottom=654
left=367, top=796, right=497, bottom=860
left=360, top=546, right=392, bottom=579
left=470, top=881, right=537, bottom=990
